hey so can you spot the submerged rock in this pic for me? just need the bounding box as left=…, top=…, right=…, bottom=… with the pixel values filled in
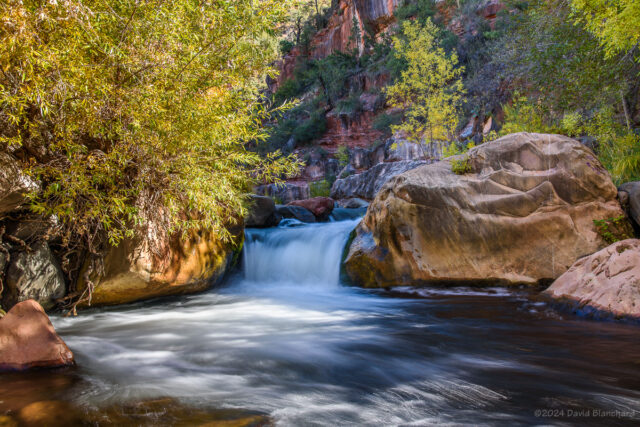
left=82, top=397, right=271, bottom=426
left=345, top=133, right=627, bottom=287
left=15, top=401, right=82, bottom=427
left=545, top=239, right=640, bottom=319
left=288, top=197, right=334, bottom=221
left=0, top=300, right=74, bottom=371
left=2, top=242, right=66, bottom=311
left=245, top=195, right=280, bottom=228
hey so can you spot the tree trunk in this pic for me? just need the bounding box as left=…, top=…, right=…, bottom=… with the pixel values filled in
left=621, top=89, right=632, bottom=130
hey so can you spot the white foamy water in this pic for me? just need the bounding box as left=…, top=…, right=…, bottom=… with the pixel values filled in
left=51, top=219, right=640, bottom=426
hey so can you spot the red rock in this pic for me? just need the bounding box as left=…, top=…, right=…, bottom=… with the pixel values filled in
left=0, top=300, right=74, bottom=371
left=545, top=239, right=640, bottom=319
left=288, top=197, right=335, bottom=219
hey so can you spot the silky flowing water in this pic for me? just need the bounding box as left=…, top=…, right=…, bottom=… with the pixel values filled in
left=3, top=218, right=640, bottom=426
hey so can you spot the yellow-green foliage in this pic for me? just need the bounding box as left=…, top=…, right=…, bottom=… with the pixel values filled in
left=585, top=109, right=640, bottom=185
left=443, top=141, right=474, bottom=175
left=309, top=179, right=331, bottom=198
left=499, top=93, right=559, bottom=136
left=386, top=19, right=465, bottom=146
left=501, top=96, right=640, bottom=185
left=0, top=0, right=300, bottom=249
left=336, top=146, right=350, bottom=168
left=570, top=0, right=640, bottom=59
left=593, top=216, right=634, bottom=244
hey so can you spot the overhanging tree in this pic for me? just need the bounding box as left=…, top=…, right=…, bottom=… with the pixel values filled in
left=0, top=1, right=299, bottom=259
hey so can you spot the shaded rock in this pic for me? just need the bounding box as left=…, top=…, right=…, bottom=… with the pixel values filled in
left=0, top=300, right=74, bottom=371
left=0, top=153, right=38, bottom=216
left=384, top=139, right=425, bottom=162
left=4, top=216, right=60, bottom=244
left=79, top=215, right=238, bottom=307
left=619, top=182, right=640, bottom=233
left=326, top=158, right=340, bottom=179
left=545, top=239, right=640, bottom=319
left=345, top=133, right=627, bottom=287
left=331, top=160, right=426, bottom=201
left=350, top=147, right=372, bottom=170
left=16, top=401, right=82, bottom=427
left=288, top=197, right=335, bottom=221
left=3, top=242, right=66, bottom=311
left=0, top=244, right=7, bottom=275
left=338, top=163, right=356, bottom=179
left=245, top=195, right=280, bottom=228
left=339, top=198, right=370, bottom=209
left=256, top=182, right=309, bottom=204
left=276, top=205, right=316, bottom=223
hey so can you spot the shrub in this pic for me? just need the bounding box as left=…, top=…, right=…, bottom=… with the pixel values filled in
left=293, top=111, right=327, bottom=144
left=451, top=156, right=473, bottom=175
left=309, top=180, right=332, bottom=198
left=336, top=146, right=350, bottom=168
left=593, top=216, right=634, bottom=244
left=280, top=39, right=295, bottom=55
left=373, top=112, right=403, bottom=134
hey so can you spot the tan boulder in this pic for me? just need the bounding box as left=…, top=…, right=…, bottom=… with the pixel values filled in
left=545, top=239, right=640, bottom=319
left=0, top=300, right=74, bottom=371
left=79, top=226, right=238, bottom=307
left=345, top=133, right=628, bottom=287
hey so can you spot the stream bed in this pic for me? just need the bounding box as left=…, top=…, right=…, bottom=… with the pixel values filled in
left=3, top=218, right=640, bottom=426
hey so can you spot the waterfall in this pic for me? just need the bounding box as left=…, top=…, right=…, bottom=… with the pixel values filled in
left=242, top=219, right=360, bottom=285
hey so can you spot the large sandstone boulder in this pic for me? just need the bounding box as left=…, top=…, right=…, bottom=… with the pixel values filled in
left=245, top=195, right=280, bottom=228
left=345, top=133, right=628, bottom=287
left=2, top=242, right=66, bottom=311
left=331, top=160, right=426, bottom=201
left=545, top=239, right=640, bottom=319
left=0, top=153, right=38, bottom=216
left=79, top=220, right=239, bottom=306
left=0, top=300, right=74, bottom=371
left=288, top=197, right=335, bottom=221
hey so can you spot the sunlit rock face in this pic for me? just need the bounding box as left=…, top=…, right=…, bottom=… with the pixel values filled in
left=78, top=215, right=239, bottom=307
left=545, top=239, right=640, bottom=319
left=345, top=133, right=629, bottom=287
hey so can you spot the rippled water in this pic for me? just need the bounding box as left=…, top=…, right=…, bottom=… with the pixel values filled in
left=4, top=218, right=640, bottom=425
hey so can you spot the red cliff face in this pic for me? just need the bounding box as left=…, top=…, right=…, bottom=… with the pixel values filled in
left=277, top=0, right=399, bottom=84
left=312, top=0, right=400, bottom=59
